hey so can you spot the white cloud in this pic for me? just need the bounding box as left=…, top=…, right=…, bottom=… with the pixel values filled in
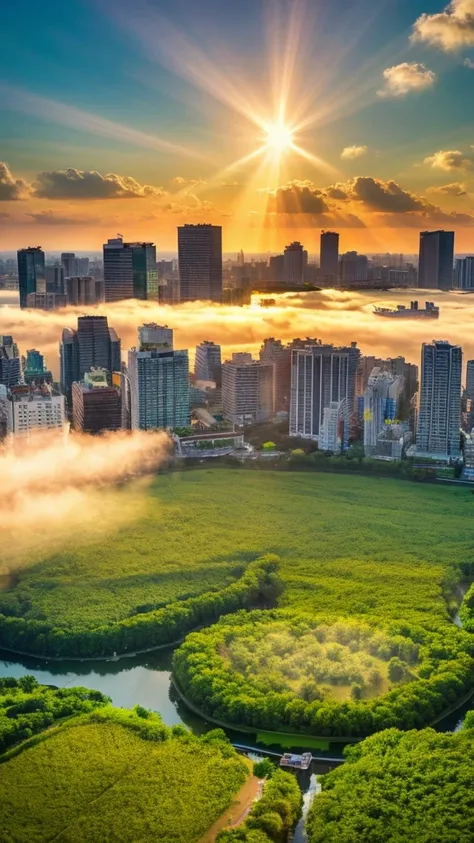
left=412, top=0, right=474, bottom=52
left=427, top=182, right=468, bottom=195
left=464, top=57, right=474, bottom=67
left=378, top=62, right=436, bottom=97
left=424, top=149, right=474, bottom=171
left=341, top=145, right=368, bottom=160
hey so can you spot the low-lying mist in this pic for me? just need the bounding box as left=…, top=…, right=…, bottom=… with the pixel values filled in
left=0, top=430, right=171, bottom=571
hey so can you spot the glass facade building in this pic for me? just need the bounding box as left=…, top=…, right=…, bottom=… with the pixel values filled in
left=416, top=340, right=462, bottom=458
left=17, top=247, right=46, bottom=309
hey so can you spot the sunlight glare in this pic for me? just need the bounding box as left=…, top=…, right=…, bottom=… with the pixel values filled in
left=264, top=121, right=294, bottom=154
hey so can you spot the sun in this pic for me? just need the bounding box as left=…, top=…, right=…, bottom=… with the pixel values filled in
left=264, top=121, right=294, bottom=154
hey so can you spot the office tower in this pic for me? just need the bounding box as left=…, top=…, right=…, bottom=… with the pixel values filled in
left=23, top=349, right=53, bottom=385
left=318, top=399, right=351, bottom=452
left=416, top=340, right=462, bottom=458
left=77, top=316, right=121, bottom=379
left=72, top=368, right=122, bottom=434
left=195, top=341, right=222, bottom=384
left=363, top=369, right=403, bottom=455
left=418, top=231, right=454, bottom=290
left=8, top=384, right=66, bottom=441
left=61, top=253, right=77, bottom=278
left=283, top=242, right=305, bottom=286
left=45, top=263, right=64, bottom=293
left=221, top=357, right=273, bottom=425
left=139, top=323, right=173, bottom=349
left=26, top=292, right=67, bottom=310
left=158, top=277, right=180, bottom=304
left=66, top=276, right=105, bottom=306
left=454, top=257, right=474, bottom=290
left=259, top=338, right=291, bottom=413
left=128, top=327, right=189, bottom=430
left=17, top=246, right=46, bottom=308
left=340, top=251, right=368, bottom=284
left=103, top=237, right=158, bottom=301
left=0, top=335, right=22, bottom=388
left=60, top=328, right=80, bottom=399
left=289, top=342, right=360, bottom=439
left=269, top=254, right=284, bottom=283
left=178, top=224, right=222, bottom=302
left=466, top=360, right=474, bottom=402
left=320, top=231, right=339, bottom=283
left=0, top=385, right=10, bottom=440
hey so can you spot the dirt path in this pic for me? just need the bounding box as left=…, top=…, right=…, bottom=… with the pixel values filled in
left=200, top=762, right=264, bottom=843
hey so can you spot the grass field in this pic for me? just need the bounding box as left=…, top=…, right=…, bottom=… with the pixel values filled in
left=1, top=469, right=472, bottom=634
left=0, top=709, right=248, bottom=843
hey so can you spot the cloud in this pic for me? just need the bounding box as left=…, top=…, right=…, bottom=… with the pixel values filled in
left=34, top=168, right=166, bottom=200
left=427, top=182, right=468, bottom=195
left=378, top=62, right=436, bottom=97
left=345, top=177, right=428, bottom=212
left=267, top=181, right=329, bottom=214
left=424, top=149, right=474, bottom=170
left=0, top=162, right=30, bottom=200
left=341, top=145, right=368, bottom=160
left=25, top=210, right=99, bottom=226
left=464, top=57, right=474, bottom=67
left=412, top=0, right=474, bottom=52
left=172, top=176, right=206, bottom=190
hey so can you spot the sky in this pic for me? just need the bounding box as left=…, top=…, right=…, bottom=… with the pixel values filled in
left=2, top=0, right=474, bottom=253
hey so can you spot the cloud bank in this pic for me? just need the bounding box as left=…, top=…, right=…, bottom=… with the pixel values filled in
left=34, top=169, right=166, bottom=200
left=412, top=0, right=474, bottom=52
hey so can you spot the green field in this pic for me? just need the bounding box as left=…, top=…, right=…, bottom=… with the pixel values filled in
left=0, top=708, right=248, bottom=843
left=1, top=469, right=472, bottom=639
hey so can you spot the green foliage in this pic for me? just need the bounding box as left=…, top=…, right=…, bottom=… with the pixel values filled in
left=463, top=709, right=474, bottom=729
left=253, top=758, right=276, bottom=779
left=173, top=612, right=474, bottom=738
left=0, top=707, right=248, bottom=843
left=306, top=728, right=474, bottom=843
left=217, top=769, right=302, bottom=843
left=0, top=556, right=282, bottom=658
left=262, top=442, right=277, bottom=451
left=0, top=676, right=110, bottom=754
left=459, top=582, right=474, bottom=633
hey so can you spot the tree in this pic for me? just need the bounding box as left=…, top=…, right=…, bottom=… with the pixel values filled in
left=253, top=758, right=275, bottom=779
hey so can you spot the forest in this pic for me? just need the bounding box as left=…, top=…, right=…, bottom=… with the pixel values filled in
left=173, top=610, right=474, bottom=737
left=305, top=727, right=474, bottom=843
left=0, top=675, right=109, bottom=754
left=0, top=706, right=249, bottom=843
left=216, top=768, right=302, bottom=843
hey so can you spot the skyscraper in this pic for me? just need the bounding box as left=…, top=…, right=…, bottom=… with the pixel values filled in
left=66, top=276, right=104, bottom=306
left=283, top=242, right=305, bottom=286
left=320, top=231, right=339, bottom=283
left=340, top=251, right=368, bottom=284
left=61, top=253, right=77, bottom=279
left=45, top=263, right=64, bottom=293
left=363, top=368, right=403, bottom=455
left=23, top=349, right=53, bottom=385
left=222, top=357, right=274, bottom=425
left=289, top=342, right=360, bottom=439
left=17, top=246, right=46, bottom=308
left=128, top=326, right=189, bottom=430
left=0, top=335, right=22, bottom=388
left=103, top=237, right=158, bottom=301
left=466, top=360, right=474, bottom=402
left=418, top=231, right=454, bottom=290
left=178, top=224, right=222, bottom=302
left=195, top=341, right=222, bottom=384
left=454, top=256, right=474, bottom=290
left=72, top=368, right=122, bottom=434
left=60, top=317, right=121, bottom=401
left=259, top=338, right=291, bottom=413
left=416, top=340, right=462, bottom=458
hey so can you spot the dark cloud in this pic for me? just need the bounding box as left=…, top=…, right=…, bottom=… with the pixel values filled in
left=267, top=181, right=329, bottom=214
left=348, top=177, right=426, bottom=212
left=25, top=210, right=99, bottom=226
left=0, top=162, right=30, bottom=200
left=324, top=185, right=349, bottom=200
left=33, top=168, right=166, bottom=200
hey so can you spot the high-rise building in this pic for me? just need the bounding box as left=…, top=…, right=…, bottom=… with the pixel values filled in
left=23, top=349, right=53, bottom=385
left=222, top=357, right=274, bottom=425
left=289, top=342, right=360, bottom=439
left=418, top=231, right=454, bottom=290
left=320, top=231, right=339, bottom=284
left=77, top=316, right=121, bottom=379
left=0, top=335, right=22, bottom=388
left=128, top=326, right=189, bottom=430
left=26, top=292, right=67, bottom=310
left=259, top=338, right=291, bottom=413
left=45, top=263, right=64, bottom=293
left=318, top=398, right=351, bottom=452
left=17, top=246, right=46, bottom=308
left=72, top=368, right=122, bottom=434
left=8, top=384, right=67, bottom=441
left=283, top=242, right=305, bottom=286
left=466, top=360, right=474, bottom=402
left=103, top=237, right=158, bottom=301
left=416, top=340, right=462, bottom=458
left=178, top=224, right=222, bottom=302
left=454, top=257, right=474, bottom=290
left=66, top=276, right=104, bottom=306
left=61, top=253, right=77, bottom=278
left=363, top=368, right=403, bottom=455
left=269, top=254, right=284, bottom=283
left=60, top=328, right=80, bottom=400
left=340, top=251, right=368, bottom=284
left=195, top=341, right=222, bottom=384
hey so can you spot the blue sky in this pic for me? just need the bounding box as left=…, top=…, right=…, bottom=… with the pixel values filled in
left=1, top=0, right=474, bottom=252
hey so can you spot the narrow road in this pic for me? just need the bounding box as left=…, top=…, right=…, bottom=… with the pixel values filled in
left=199, top=765, right=263, bottom=843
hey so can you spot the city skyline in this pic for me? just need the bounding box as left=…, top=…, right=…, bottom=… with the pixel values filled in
left=2, top=1, right=474, bottom=252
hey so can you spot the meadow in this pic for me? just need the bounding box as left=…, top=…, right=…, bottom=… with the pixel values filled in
left=0, top=707, right=249, bottom=843
left=1, top=469, right=473, bottom=646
